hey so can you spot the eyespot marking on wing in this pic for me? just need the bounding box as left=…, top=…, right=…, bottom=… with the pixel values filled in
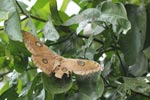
left=35, top=41, right=43, bottom=47
left=42, top=58, right=48, bottom=64
left=77, top=60, right=85, bottom=66
left=61, top=67, right=68, bottom=72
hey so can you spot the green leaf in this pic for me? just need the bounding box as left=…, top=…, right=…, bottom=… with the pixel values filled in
left=10, top=71, right=19, bottom=86
left=64, top=1, right=131, bottom=35
left=49, top=0, right=62, bottom=24
left=54, top=94, right=65, bottom=100
left=112, top=0, right=126, bottom=3
left=0, top=0, right=16, bottom=16
left=143, top=46, right=150, bottom=59
left=19, top=73, right=44, bottom=100
left=45, top=91, right=53, bottom=100
left=123, top=77, right=150, bottom=96
left=28, top=73, right=42, bottom=99
left=76, top=21, right=89, bottom=34
left=4, top=12, right=22, bottom=41
left=0, top=56, right=6, bottom=65
left=0, top=32, right=9, bottom=44
left=34, top=89, right=45, bottom=100
left=59, top=11, right=70, bottom=22
left=76, top=72, right=104, bottom=100
left=0, top=43, right=6, bottom=56
left=25, top=18, right=37, bottom=36
left=0, top=0, right=22, bottom=41
left=128, top=52, right=148, bottom=76
left=42, top=73, right=72, bottom=94
left=16, top=95, right=28, bottom=100
left=7, top=40, right=29, bottom=56
left=17, top=1, right=28, bottom=14
left=67, top=72, right=104, bottom=100
left=0, top=87, right=18, bottom=100
left=5, top=40, right=29, bottom=72
left=63, top=8, right=100, bottom=26
left=18, top=82, right=32, bottom=97
left=0, top=48, right=14, bottom=68
left=144, top=3, right=150, bottom=48
left=14, top=55, right=28, bottom=73
left=31, top=2, right=50, bottom=20
left=17, top=78, right=23, bottom=94
left=67, top=92, right=91, bottom=100
left=43, top=16, right=59, bottom=41
left=32, top=0, right=49, bottom=10
left=0, top=11, right=9, bottom=21
left=0, top=82, right=9, bottom=95
left=79, top=35, right=96, bottom=60
left=97, top=1, right=131, bottom=34
left=60, top=0, right=69, bottom=12
left=63, top=8, right=102, bottom=35
left=119, top=4, right=147, bottom=66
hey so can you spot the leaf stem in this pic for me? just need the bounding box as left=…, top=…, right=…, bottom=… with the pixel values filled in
left=45, top=32, right=74, bottom=46
left=101, top=75, right=117, bottom=89
left=0, top=28, right=4, bottom=31
left=116, top=50, right=127, bottom=76
left=129, top=90, right=150, bottom=99
left=0, top=71, right=12, bottom=81
left=16, top=1, right=47, bottom=22
left=78, top=34, right=104, bottom=45
left=112, top=33, right=127, bottom=76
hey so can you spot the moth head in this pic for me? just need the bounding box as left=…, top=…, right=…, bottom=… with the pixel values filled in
left=54, top=66, right=70, bottom=78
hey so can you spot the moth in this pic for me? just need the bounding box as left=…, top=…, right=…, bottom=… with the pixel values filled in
left=22, top=31, right=102, bottom=78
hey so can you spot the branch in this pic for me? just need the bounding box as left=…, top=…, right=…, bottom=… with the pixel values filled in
left=112, top=34, right=127, bottom=76
left=0, top=28, right=4, bottom=31
left=29, top=15, right=47, bottom=22
left=129, top=90, right=150, bottom=99
left=0, top=71, right=12, bottom=81
left=116, top=50, right=127, bottom=76
left=26, top=67, right=37, bottom=71
left=16, top=1, right=47, bottom=22
left=78, top=34, right=104, bottom=45
left=101, top=75, right=117, bottom=89
left=45, top=32, right=74, bottom=46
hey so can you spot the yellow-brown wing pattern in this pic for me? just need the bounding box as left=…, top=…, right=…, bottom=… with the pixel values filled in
left=22, top=31, right=54, bottom=56
left=22, top=31, right=102, bottom=79
left=54, top=58, right=102, bottom=78
left=22, top=31, right=58, bottom=75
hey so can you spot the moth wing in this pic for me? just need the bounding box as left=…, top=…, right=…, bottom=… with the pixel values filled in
left=61, top=58, right=101, bottom=75
left=31, top=55, right=55, bottom=75
left=22, top=31, right=54, bottom=56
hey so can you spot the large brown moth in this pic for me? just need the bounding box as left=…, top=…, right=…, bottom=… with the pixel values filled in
left=22, top=31, right=102, bottom=78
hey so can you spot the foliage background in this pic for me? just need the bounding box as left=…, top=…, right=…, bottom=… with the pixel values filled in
left=0, top=0, right=150, bottom=100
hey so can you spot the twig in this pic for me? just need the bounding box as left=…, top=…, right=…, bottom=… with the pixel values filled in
left=16, top=1, right=47, bottom=22
left=101, top=75, right=117, bottom=89
left=0, top=71, right=11, bottom=77
left=116, top=50, right=127, bottom=76
left=26, top=67, right=37, bottom=71
left=78, top=34, right=104, bottom=45
left=83, top=38, right=93, bottom=59
left=0, top=71, right=12, bottom=81
left=29, top=15, right=47, bottom=22
left=112, top=34, right=127, bottom=76
left=45, top=32, right=74, bottom=46
left=0, top=28, right=4, bottom=31
left=129, top=90, right=150, bottom=99
left=16, top=1, right=24, bottom=14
